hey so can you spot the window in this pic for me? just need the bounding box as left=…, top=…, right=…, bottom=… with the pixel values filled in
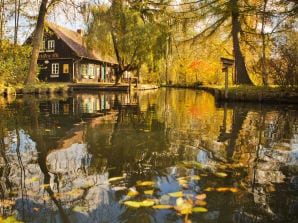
left=89, top=64, right=95, bottom=78
left=51, top=63, right=59, bottom=77
left=63, top=64, right=69, bottom=74
left=48, top=40, right=55, bottom=51
left=40, top=41, right=45, bottom=52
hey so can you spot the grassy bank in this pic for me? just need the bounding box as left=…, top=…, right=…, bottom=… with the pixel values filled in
left=0, top=83, right=71, bottom=96
left=198, top=85, right=298, bottom=104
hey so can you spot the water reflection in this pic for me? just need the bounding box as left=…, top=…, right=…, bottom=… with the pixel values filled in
left=0, top=89, right=297, bottom=223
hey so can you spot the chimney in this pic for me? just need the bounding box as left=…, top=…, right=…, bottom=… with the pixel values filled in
left=77, top=29, right=83, bottom=36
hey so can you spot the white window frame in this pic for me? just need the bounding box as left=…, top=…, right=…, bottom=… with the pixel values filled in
left=47, top=40, right=55, bottom=52
left=51, top=63, right=59, bottom=78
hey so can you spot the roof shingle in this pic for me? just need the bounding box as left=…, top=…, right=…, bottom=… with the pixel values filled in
left=46, top=22, right=117, bottom=64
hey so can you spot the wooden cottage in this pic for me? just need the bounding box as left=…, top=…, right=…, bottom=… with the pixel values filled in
left=34, top=22, right=117, bottom=83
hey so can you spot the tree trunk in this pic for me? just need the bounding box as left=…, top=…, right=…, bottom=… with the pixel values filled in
left=0, top=0, right=5, bottom=50
left=231, top=0, right=253, bottom=85
left=261, top=0, right=268, bottom=86
left=25, top=0, right=48, bottom=85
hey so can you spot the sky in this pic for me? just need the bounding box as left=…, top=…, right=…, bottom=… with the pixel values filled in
left=6, top=0, right=108, bottom=44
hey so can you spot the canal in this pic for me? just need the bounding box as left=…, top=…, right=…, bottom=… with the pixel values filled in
left=0, top=88, right=297, bottom=223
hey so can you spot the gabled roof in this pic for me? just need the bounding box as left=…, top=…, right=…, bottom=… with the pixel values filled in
left=46, top=22, right=117, bottom=64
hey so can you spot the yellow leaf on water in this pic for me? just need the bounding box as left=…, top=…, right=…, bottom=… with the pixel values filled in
left=267, top=185, right=276, bottom=192
left=54, top=193, right=64, bottom=199
left=42, top=196, right=51, bottom=201
left=123, top=201, right=141, bottom=208
left=180, top=207, right=193, bottom=215
left=108, top=176, right=124, bottom=182
left=174, top=198, right=193, bottom=215
left=66, top=188, right=84, bottom=196
left=192, top=207, right=208, bottom=212
left=229, top=187, right=239, bottom=193
left=140, top=199, right=155, bottom=207
left=33, top=207, right=39, bottom=212
left=136, top=181, right=155, bottom=187
left=200, top=173, right=208, bottom=177
left=127, top=190, right=139, bottom=197
left=219, top=164, right=228, bottom=169
left=2, top=216, right=24, bottom=223
left=144, top=190, right=154, bottom=195
left=178, top=179, right=188, bottom=186
left=215, top=172, right=228, bottom=178
left=153, top=205, right=173, bottom=209
left=191, top=175, right=201, bottom=180
left=216, top=187, right=230, bottom=192
left=168, top=191, right=184, bottom=197
left=204, top=187, right=214, bottom=192
left=72, top=206, right=89, bottom=212
left=195, top=200, right=207, bottom=206
left=27, top=177, right=39, bottom=183
left=196, top=193, right=207, bottom=200
left=42, top=184, right=50, bottom=188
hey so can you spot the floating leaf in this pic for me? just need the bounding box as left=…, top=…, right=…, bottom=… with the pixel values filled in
left=144, top=190, right=154, bottom=195
left=108, top=176, right=124, bottom=183
left=153, top=205, right=173, bottom=209
left=175, top=198, right=193, bottom=215
left=27, top=177, right=39, bottom=183
left=72, top=205, right=89, bottom=212
left=33, top=207, right=39, bottom=212
left=140, top=199, right=155, bottom=207
left=1, top=216, right=24, bottom=223
left=178, top=179, right=188, bottom=186
left=123, top=201, right=141, bottom=208
left=229, top=188, right=239, bottom=193
left=181, top=161, right=202, bottom=169
left=267, top=185, right=276, bottom=192
left=127, top=190, right=139, bottom=197
left=192, top=207, right=208, bottom=212
left=136, top=181, right=155, bottom=187
left=196, top=193, right=207, bottom=200
left=195, top=200, right=207, bottom=206
left=42, top=196, right=51, bottom=201
left=191, top=175, right=200, bottom=180
left=42, top=184, right=50, bottom=188
left=219, top=164, right=228, bottom=169
left=215, top=172, right=227, bottom=178
left=216, top=187, right=230, bottom=192
left=54, top=193, right=64, bottom=199
left=168, top=191, right=184, bottom=197
left=204, top=187, right=214, bottom=192
left=66, top=188, right=84, bottom=196
left=200, top=173, right=208, bottom=177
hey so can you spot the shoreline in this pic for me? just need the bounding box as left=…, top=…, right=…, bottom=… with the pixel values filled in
left=1, top=84, right=298, bottom=104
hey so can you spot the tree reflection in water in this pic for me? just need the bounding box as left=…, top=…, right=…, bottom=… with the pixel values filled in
left=0, top=89, right=297, bottom=223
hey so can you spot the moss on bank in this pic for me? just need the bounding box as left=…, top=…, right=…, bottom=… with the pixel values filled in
left=1, top=83, right=71, bottom=96
left=198, top=85, right=298, bottom=104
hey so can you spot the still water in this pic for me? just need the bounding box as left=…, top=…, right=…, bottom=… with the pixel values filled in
left=0, top=88, right=297, bottom=223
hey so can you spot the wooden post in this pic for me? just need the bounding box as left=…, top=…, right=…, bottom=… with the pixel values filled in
left=224, top=67, right=229, bottom=99
left=220, top=57, right=234, bottom=100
